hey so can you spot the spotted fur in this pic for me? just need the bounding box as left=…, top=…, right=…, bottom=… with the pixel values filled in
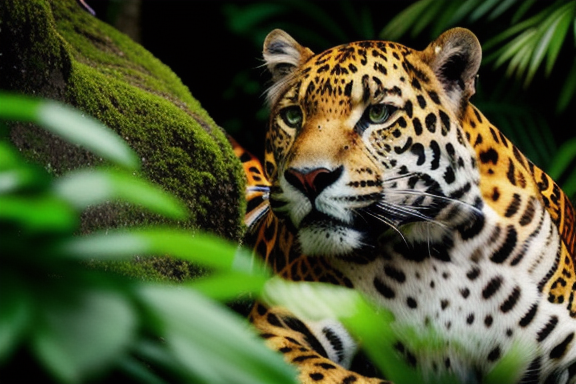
left=235, top=28, right=576, bottom=384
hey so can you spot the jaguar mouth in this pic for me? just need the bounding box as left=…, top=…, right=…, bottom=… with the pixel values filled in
left=294, top=204, right=396, bottom=256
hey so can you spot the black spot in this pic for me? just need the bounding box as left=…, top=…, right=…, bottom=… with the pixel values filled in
left=405, top=100, right=413, bottom=118
left=443, top=166, right=455, bottom=184
left=467, top=266, right=481, bottom=280
left=490, top=225, right=517, bottom=264
left=440, top=299, right=450, bottom=310
left=549, top=332, right=574, bottom=359
left=505, top=193, right=522, bottom=218
left=466, top=313, right=475, bottom=324
left=460, top=288, right=470, bottom=298
left=397, top=117, right=407, bottom=128
left=342, top=375, right=358, bottom=384
left=256, top=303, right=267, bottom=316
left=519, top=304, right=538, bottom=327
left=282, top=316, right=329, bottom=358
left=394, top=136, right=413, bottom=154
left=519, top=357, right=541, bottom=383
left=344, top=81, right=353, bottom=97
left=428, top=91, right=441, bottom=104
left=536, top=316, right=558, bottom=342
left=413, top=118, right=423, bottom=135
left=482, top=275, right=503, bottom=299
left=425, top=113, right=437, bottom=133
left=439, top=110, right=450, bottom=135
left=373, top=62, right=387, bottom=75
left=407, top=297, right=418, bottom=308
left=374, top=277, right=395, bottom=298
left=506, top=160, right=517, bottom=185
left=292, top=355, right=318, bottom=362
left=487, top=346, right=501, bottom=362
left=279, top=347, right=292, bottom=353
left=239, top=152, right=252, bottom=163
left=500, top=286, right=521, bottom=313
left=417, top=95, right=426, bottom=108
left=309, top=373, right=324, bottom=381
left=519, top=196, right=536, bottom=226
left=457, top=214, right=485, bottom=240
left=411, top=78, right=421, bottom=90
left=484, top=315, right=493, bottom=327
left=479, top=148, right=499, bottom=165
left=430, top=140, right=441, bottom=170
left=410, top=143, right=426, bottom=166
left=267, top=313, right=282, bottom=327
left=384, top=265, right=406, bottom=283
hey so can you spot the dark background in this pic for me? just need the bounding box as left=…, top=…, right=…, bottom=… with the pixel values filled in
left=87, top=0, right=575, bottom=190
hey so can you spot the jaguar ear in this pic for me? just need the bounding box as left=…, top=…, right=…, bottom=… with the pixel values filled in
left=421, top=28, right=482, bottom=114
left=263, top=29, right=314, bottom=82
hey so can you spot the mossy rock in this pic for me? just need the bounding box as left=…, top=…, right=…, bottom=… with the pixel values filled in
left=0, top=0, right=246, bottom=280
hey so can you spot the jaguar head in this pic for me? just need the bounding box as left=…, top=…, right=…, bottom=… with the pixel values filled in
left=262, top=28, right=483, bottom=256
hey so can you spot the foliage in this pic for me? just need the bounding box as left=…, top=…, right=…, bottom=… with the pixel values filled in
left=381, top=0, right=576, bottom=111
left=0, top=92, right=296, bottom=384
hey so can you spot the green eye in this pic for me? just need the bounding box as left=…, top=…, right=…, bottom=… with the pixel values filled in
left=280, top=106, right=303, bottom=128
left=367, top=104, right=392, bottom=124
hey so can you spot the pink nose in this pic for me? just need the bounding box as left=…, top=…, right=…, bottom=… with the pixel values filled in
left=284, top=166, right=344, bottom=197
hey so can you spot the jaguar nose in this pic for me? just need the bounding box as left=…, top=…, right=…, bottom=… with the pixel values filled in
left=284, top=166, right=344, bottom=197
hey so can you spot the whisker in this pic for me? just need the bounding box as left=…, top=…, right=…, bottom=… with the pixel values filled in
left=387, top=189, right=484, bottom=217
left=362, top=209, right=408, bottom=246
left=376, top=201, right=442, bottom=227
left=381, top=173, right=416, bottom=183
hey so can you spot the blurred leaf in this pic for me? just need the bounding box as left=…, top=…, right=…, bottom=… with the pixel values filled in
left=116, top=355, right=168, bottom=384
left=33, top=290, right=136, bottom=383
left=138, top=285, right=298, bottom=384
left=56, top=229, right=262, bottom=275
left=469, top=0, right=500, bottom=22
left=54, top=169, right=187, bottom=220
left=380, top=0, right=436, bottom=40
left=0, top=195, right=77, bottom=232
left=224, top=3, right=287, bottom=34
left=0, top=280, right=33, bottom=362
left=188, top=270, right=269, bottom=301
left=547, top=138, right=576, bottom=181
left=0, top=93, right=139, bottom=170
left=558, top=58, right=576, bottom=112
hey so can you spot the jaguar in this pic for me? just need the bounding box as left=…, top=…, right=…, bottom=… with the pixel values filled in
left=234, top=28, right=576, bottom=384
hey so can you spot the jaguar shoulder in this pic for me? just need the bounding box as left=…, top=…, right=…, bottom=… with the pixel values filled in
left=234, top=28, right=576, bottom=384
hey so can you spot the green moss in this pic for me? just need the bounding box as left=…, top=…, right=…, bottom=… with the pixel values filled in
left=1, top=0, right=247, bottom=279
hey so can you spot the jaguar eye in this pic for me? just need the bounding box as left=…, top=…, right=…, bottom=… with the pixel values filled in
left=280, top=106, right=303, bottom=129
left=366, top=104, right=392, bottom=124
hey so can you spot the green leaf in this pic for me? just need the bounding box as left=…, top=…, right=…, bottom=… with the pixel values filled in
left=469, top=0, right=500, bottom=22
left=32, top=290, right=136, bottom=383
left=188, top=270, right=269, bottom=301
left=54, top=169, right=187, bottom=220
left=557, top=58, right=576, bottom=112
left=379, top=0, right=435, bottom=40
left=544, top=3, right=575, bottom=76
left=547, top=138, right=576, bottom=181
left=0, top=93, right=139, bottom=169
left=0, top=279, right=33, bottom=362
left=56, top=229, right=262, bottom=275
left=116, top=355, right=169, bottom=384
left=0, top=195, right=77, bottom=232
left=138, top=285, right=298, bottom=384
